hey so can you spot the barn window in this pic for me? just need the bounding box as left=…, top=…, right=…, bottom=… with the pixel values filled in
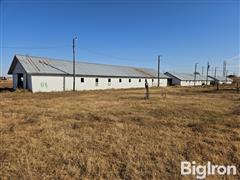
left=119, top=78, right=122, bottom=83
left=81, top=78, right=84, bottom=83
left=139, top=79, right=141, bottom=82
left=95, top=78, right=99, bottom=86
left=108, top=78, right=111, bottom=86
left=129, top=79, right=131, bottom=83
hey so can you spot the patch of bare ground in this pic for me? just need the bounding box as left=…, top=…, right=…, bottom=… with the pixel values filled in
left=0, top=85, right=239, bottom=179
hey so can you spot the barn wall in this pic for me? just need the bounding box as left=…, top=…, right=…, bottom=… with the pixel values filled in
left=30, top=75, right=168, bottom=92
left=12, top=61, right=25, bottom=74
left=165, top=73, right=212, bottom=86
left=12, top=61, right=27, bottom=90
left=180, top=80, right=211, bottom=86
left=168, top=77, right=208, bottom=86
left=23, top=74, right=27, bottom=89
left=201, top=80, right=211, bottom=85
left=27, top=75, right=32, bottom=91
left=164, top=73, right=181, bottom=86
left=172, top=78, right=181, bottom=85
left=65, top=76, right=73, bottom=91
left=31, top=76, right=64, bottom=92
left=12, top=74, right=18, bottom=90
left=157, top=78, right=168, bottom=87
left=180, top=80, right=205, bottom=86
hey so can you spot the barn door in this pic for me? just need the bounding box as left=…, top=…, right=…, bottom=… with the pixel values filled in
left=17, top=73, right=23, bottom=88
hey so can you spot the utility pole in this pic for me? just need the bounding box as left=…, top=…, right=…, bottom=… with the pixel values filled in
left=157, top=55, right=161, bottom=87
left=202, top=66, right=204, bottom=76
left=225, top=70, right=228, bottom=82
left=223, top=60, right=226, bottom=77
left=206, top=62, right=210, bottom=85
left=214, top=67, right=217, bottom=78
left=194, top=62, right=198, bottom=86
left=0, top=0, right=3, bottom=78
left=214, top=67, right=219, bottom=90
left=145, top=79, right=149, bottom=99
left=237, top=82, right=239, bottom=93
left=73, top=37, right=77, bottom=91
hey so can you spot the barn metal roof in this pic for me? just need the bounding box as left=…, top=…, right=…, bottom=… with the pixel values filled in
left=8, top=54, right=169, bottom=78
left=165, top=72, right=208, bottom=81
left=208, top=75, right=233, bottom=82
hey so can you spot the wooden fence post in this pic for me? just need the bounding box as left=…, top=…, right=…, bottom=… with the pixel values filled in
left=145, top=80, right=149, bottom=99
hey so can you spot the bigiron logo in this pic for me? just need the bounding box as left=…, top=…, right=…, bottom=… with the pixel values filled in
left=181, top=161, right=237, bottom=179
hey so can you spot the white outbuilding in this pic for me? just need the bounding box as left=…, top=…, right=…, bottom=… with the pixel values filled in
left=164, top=72, right=211, bottom=86
left=8, top=54, right=169, bottom=92
left=208, top=75, right=233, bottom=84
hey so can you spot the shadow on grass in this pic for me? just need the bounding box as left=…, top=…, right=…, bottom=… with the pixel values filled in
left=0, top=87, right=14, bottom=93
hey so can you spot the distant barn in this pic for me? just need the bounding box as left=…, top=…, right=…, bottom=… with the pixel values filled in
left=164, top=72, right=212, bottom=86
left=8, top=55, right=169, bottom=92
left=208, top=75, right=233, bottom=84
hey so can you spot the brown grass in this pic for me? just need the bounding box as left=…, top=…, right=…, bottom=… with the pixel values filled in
left=0, top=85, right=239, bottom=179
left=0, top=80, right=13, bottom=92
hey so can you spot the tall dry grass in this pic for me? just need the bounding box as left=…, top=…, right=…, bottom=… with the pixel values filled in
left=0, top=86, right=239, bottom=179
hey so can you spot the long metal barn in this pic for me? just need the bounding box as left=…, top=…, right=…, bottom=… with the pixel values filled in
left=8, top=55, right=169, bottom=92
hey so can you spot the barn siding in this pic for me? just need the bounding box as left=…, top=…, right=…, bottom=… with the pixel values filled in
left=164, top=72, right=211, bottom=86
left=27, top=75, right=32, bottom=91
left=180, top=80, right=206, bottom=86
left=12, top=61, right=27, bottom=90
left=12, top=74, right=18, bottom=90
left=172, top=78, right=181, bottom=85
left=30, top=75, right=168, bottom=92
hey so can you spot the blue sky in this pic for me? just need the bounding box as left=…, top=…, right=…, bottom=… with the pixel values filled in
left=0, top=0, right=239, bottom=76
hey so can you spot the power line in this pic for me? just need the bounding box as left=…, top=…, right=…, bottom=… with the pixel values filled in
left=0, top=45, right=142, bottom=62
left=79, top=47, right=141, bottom=62
left=0, top=0, right=4, bottom=77
left=0, top=45, right=70, bottom=50
left=3, top=0, right=236, bottom=4
left=1, top=42, right=239, bottom=75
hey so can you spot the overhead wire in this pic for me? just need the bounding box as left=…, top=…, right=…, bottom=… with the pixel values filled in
left=1, top=44, right=239, bottom=75
left=0, top=0, right=4, bottom=77
left=0, top=45, right=71, bottom=50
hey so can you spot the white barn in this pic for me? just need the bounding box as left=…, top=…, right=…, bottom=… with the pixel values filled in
left=8, top=55, right=169, bottom=92
left=164, top=72, right=211, bottom=86
left=208, top=75, right=233, bottom=85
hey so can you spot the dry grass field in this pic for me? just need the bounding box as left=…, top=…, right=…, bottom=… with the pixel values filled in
left=0, top=80, right=12, bottom=92
left=0, top=82, right=239, bottom=179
